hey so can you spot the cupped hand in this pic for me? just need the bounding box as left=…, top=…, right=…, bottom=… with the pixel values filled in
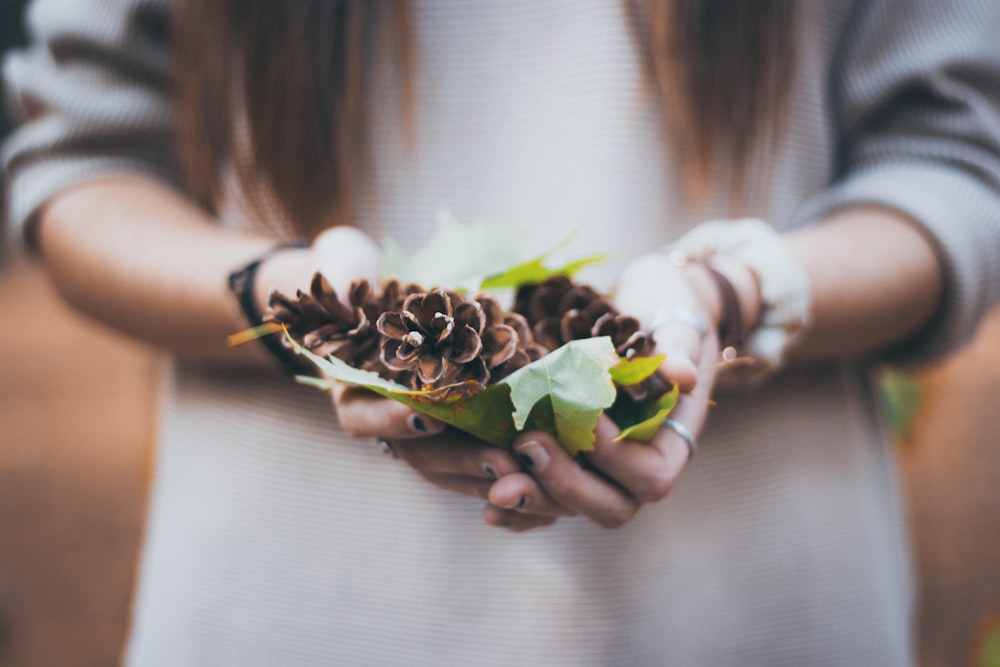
left=332, top=384, right=567, bottom=531
left=265, top=225, right=564, bottom=529
left=485, top=252, right=722, bottom=530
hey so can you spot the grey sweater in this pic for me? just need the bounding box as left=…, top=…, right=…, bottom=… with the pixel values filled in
left=4, top=1, right=1000, bottom=666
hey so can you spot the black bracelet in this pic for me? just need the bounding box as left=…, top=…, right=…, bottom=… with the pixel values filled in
left=228, top=240, right=312, bottom=374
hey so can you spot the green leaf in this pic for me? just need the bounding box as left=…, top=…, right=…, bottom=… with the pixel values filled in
left=379, top=210, right=524, bottom=292
left=288, top=331, right=668, bottom=455
left=976, top=620, right=1000, bottom=667
left=877, top=367, right=922, bottom=444
left=478, top=251, right=607, bottom=291
left=380, top=236, right=407, bottom=283
left=292, top=345, right=520, bottom=448
left=609, top=354, right=665, bottom=386
left=502, top=336, right=620, bottom=455
left=612, top=384, right=680, bottom=443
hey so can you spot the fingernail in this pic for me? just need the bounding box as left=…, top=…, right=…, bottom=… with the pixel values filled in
left=515, top=440, right=549, bottom=470
left=509, top=495, right=527, bottom=510
left=483, top=463, right=498, bottom=479
left=408, top=413, right=444, bottom=434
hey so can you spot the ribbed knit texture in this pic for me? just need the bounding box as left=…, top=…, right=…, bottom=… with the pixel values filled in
left=5, top=1, right=1000, bottom=665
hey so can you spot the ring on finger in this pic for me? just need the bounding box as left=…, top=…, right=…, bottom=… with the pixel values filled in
left=646, top=305, right=708, bottom=339
left=661, top=418, right=697, bottom=459
left=376, top=437, right=397, bottom=458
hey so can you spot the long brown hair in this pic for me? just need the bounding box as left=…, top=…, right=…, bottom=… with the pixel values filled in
left=174, top=1, right=795, bottom=237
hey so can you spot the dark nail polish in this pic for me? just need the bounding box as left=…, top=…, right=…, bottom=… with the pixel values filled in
left=515, top=440, right=549, bottom=470
left=515, top=495, right=527, bottom=510
left=483, top=463, right=498, bottom=479
left=411, top=415, right=427, bottom=432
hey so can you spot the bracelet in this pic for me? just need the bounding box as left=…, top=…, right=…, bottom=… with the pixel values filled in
left=663, top=250, right=749, bottom=355
left=228, top=240, right=311, bottom=373
left=701, top=263, right=746, bottom=350
left=665, top=219, right=812, bottom=374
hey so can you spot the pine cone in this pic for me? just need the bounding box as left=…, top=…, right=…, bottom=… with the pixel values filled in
left=514, top=276, right=669, bottom=401
left=490, top=312, right=548, bottom=381
left=474, top=297, right=543, bottom=383
left=513, top=276, right=574, bottom=326
left=268, top=269, right=669, bottom=403
left=376, top=290, right=520, bottom=396
left=592, top=313, right=652, bottom=358
left=592, top=313, right=670, bottom=401
left=268, top=274, right=381, bottom=368
left=515, top=277, right=618, bottom=351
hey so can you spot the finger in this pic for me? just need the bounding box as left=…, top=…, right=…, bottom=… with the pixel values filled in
left=486, top=472, right=576, bottom=518
left=512, top=431, right=640, bottom=529
left=647, top=387, right=709, bottom=460
left=332, top=384, right=446, bottom=439
left=649, top=317, right=712, bottom=393
left=642, top=330, right=717, bottom=462
left=419, top=472, right=494, bottom=500
left=635, top=326, right=718, bottom=464
left=579, top=416, right=688, bottom=504
left=390, top=430, right=522, bottom=479
left=482, top=504, right=560, bottom=532
left=600, top=334, right=717, bottom=486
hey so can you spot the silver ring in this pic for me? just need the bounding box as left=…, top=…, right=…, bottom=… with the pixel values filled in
left=661, top=418, right=697, bottom=459
left=646, top=305, right=708, bottom=339
left=376, top=438, right=396, bottom=458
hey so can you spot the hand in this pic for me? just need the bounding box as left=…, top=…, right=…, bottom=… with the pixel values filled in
left=258, top=225, right=564, bottom=528
left=332, top=384, right=567, bottom=530
left=252, top=225, right=384, bottom=315
left=485, top=253, right=725, bottom=530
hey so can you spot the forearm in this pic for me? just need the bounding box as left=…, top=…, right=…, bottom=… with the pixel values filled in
left=786, top=205, right=942, bottom=362
left=35, top=174, right=315, bottom=366
left=629, top=205, right=945, bottom=372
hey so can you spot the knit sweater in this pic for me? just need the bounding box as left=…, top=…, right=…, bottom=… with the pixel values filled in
left=4, top=1, right=1000, bottom=665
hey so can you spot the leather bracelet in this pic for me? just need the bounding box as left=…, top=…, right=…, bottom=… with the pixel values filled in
left=700, top=263, right=746, bottom=350
left=664, top=219, right=812, bottom=376
left=663, top=249, right=748, bottom=350
left=228, top=240, right=311, bottom=374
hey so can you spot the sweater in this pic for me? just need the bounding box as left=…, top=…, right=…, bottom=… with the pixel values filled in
left=5, top=1, right=1000, bottom=665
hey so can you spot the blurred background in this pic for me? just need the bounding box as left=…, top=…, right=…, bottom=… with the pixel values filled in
left=1, top=2, right=999, bottom=666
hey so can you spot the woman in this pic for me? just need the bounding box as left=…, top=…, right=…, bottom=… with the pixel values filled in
left=4, top=0, right=999, bottom=664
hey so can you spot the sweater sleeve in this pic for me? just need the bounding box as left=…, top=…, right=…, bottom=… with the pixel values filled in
left=1, top=0, right=180, bottom=250
left=794, top=0, right=1000, bottom=363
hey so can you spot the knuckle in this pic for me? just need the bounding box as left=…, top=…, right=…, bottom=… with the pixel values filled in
left=635, top=470, right=677, bottom=503
left=399, top=445, right=428, bottom=470
left=597, top=504, right=637, bottom=530
left=336, top=414, right=363, bottom=439
left=541, top=474, right=578, bottom=503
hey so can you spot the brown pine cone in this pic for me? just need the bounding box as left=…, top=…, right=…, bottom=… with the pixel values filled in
left=491, top=313, right=548, bottom=382
left=476, top=300, right=546, bottom=382
left=592, top=313, right=671, bottom=402
left=376, top=290, right=520, bottom=396
left=269, top=270, right=668, bottom=402
left=515, top=276, right=618, bottom=351
left=512, top=276, right=574, bottom=326
left=268, top=274, right=381, bottom=368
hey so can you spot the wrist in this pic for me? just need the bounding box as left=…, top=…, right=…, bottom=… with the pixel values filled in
left=252, top=245, right=316, bottom=316
left=672, top=253, right=761, bottom=350
left=227, top=240, right=312, bottom=373
left=664, top=218, right=812, bottom=376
